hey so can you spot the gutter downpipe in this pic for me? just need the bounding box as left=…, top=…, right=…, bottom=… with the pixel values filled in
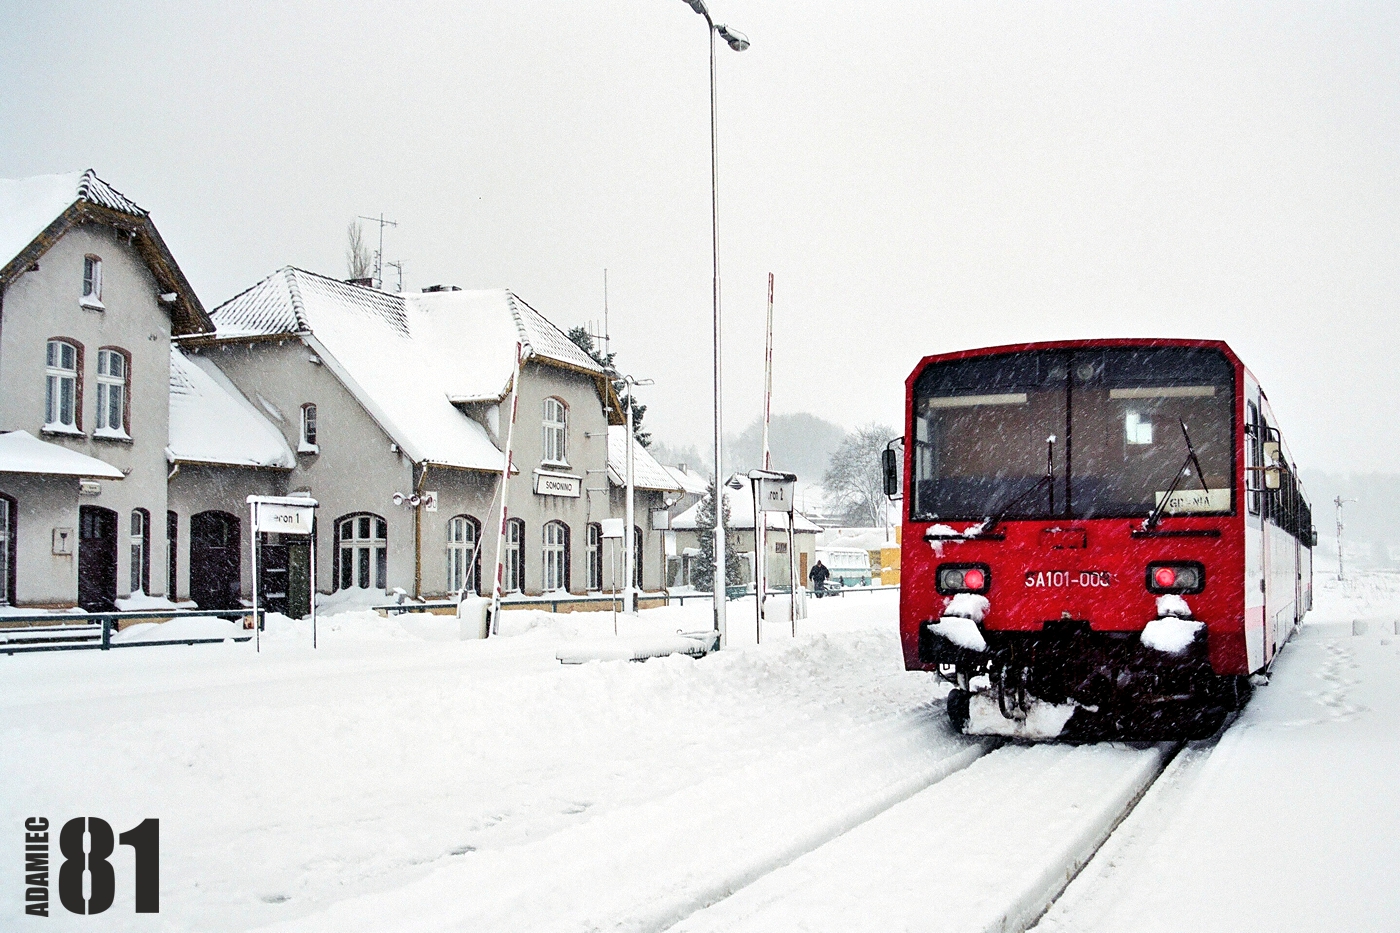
left=414, top=463, right=429, bottom=599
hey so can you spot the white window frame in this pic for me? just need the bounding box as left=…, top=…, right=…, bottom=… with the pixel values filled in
left=130, top=509, right=147, bottom=594
left=542, top=397, right=568, bottom=466
left=543, top=521, right=568, bottom=592
left=300, top=403, right=319, bottom=454
left=95, top=348, right=129, bottom=438
left=338, top=514, right=388, bottom=590
left=587, top=523, right=602, bottom=591
left=45, top=339, right=80, bottom=432
left=81, top=254, right=104, bottom=309
left=504, top=519, right=524, bottom=592
left=447, top=516, right=477, bottom=593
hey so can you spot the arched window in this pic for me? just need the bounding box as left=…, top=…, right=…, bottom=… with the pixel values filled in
left=586, top=523, right=602, bottom=591
left=96, top=348, right=130, bottom=436
left=45, top=339, right=82, bottom=430
left=543, top=521, right=569, bottom=592
left=542, top=397, right=567, bottom=465
left=82, top=254, right=103, bottom=307
left=337, top=513, right=388, bottom=590
left=447, top=515, right=480, bottom=594
left=633, top=525, right=644, bottom=591
left=300, top=403, right=319, bottom=453
left=504, top=518, right=525, bottom=592
left=0, top=493, right=15, bottom=606
left=130, top=509, right=150, bottom=594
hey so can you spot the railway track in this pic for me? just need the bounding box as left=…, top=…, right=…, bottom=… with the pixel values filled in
left=662, top=739, right=1184, bottom=933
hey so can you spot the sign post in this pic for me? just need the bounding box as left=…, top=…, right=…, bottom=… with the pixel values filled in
left=247, top=495, right=319, bottom=652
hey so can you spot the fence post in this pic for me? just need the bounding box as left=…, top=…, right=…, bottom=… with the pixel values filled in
left=102, top=618, right=111, bottom=650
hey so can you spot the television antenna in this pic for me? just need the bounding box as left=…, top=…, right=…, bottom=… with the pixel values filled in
left=357, top=213, right=398, bottom=289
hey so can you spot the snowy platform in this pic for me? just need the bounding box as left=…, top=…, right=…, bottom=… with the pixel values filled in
left=555, top=632, right=715, bottom=664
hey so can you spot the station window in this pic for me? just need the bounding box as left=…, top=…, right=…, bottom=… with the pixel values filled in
left=543, top=521, right=569, bottom=592
left=45, top=339, right=82, bottom=431
left=337, top=513, right=387, bottom=590
left=82, top=255, right=103, bottom=307
left=447, top=515, right=479, bottom=593
left=130, top=508, right=150, bottom=594
left=95, top=348, right=130, bottom=436
left=542, top=398, right=567, bottom=465
left=586, top=523, right=602, bottom=591
left=504, top=518, right=525, bottom=592
left=300, top=403, right=318, bottom=452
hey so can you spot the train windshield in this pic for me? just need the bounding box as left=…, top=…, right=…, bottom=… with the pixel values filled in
left=911, top=348, right=1235, bottom=522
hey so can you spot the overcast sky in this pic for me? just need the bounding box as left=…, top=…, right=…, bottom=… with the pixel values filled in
left=2, top=1, right=1396, bottom=474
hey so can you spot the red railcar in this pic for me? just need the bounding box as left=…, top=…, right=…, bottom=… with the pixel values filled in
left=892, top=339, right=1313, bottom=739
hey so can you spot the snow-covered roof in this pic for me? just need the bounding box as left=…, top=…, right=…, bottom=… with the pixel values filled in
left=672, top=475, right=823, bottom=533
left=198, top=268, right=621, bottom=471
left=0, top=170, right=146, bottom=269
left=168, top=348, right=296, bottom=468
left=665, top=464, right=710, bottom=497
left=0, top=430, right=124, bottom=479
left=0, top=169, right=211, bottom=334
left=607, top=426, right=684, bottom=493
left=208, top=268, right=606, bottom=401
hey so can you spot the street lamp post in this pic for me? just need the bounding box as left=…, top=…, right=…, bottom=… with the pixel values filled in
left=679, top=0, right=748, bottom=648
left=1335, top=495, right=1358, bottom=581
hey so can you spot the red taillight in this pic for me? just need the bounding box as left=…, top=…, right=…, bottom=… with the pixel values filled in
left=1153, top=567, right=1177, bottom=588
left=963, top=568, right=986, bottom=590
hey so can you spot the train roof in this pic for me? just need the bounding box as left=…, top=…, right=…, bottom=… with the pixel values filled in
left=906, top=338, right=1243, bottom=392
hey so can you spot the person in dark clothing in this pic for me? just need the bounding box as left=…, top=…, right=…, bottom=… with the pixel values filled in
left=810, top=560, right=830, bottom=596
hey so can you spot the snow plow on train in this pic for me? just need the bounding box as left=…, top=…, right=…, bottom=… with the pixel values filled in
left=887, top=340, right=1314, bottom=740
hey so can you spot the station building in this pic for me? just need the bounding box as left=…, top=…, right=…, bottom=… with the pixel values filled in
left=1, top=170, right=680, bottom=613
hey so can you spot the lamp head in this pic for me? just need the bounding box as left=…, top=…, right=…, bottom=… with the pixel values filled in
left=682, top=0, right=708, bottom=15
left=716, top=24, right=750, bottom=51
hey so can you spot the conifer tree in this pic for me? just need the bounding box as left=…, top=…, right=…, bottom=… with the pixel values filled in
left=692, top=476, right=742, bottom=590
left=566, top=326, right=651, bottom=447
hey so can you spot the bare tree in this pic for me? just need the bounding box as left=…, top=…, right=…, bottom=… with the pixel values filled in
left=822, top=423, right=897, bottom=526
left=346, top=221, right=372, bottom=280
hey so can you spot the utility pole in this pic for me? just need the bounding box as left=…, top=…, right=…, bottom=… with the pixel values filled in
left=1335, top=495, right=1358, bottom=580
left=357, top=213, right=398, bottom=289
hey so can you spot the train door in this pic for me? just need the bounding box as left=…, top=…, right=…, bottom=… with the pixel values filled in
left=78, top=505, right=118, bottom=611
left=1244, top=397, right=1268, bottom=671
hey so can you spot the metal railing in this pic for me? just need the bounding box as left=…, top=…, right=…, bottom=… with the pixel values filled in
left=370, top=583, right=903, bottom=615
left=0, top=608, right=259, bottom=655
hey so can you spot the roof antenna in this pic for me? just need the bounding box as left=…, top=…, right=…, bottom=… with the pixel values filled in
left=386, top=260, right=404, bottom=293
left=356, top=213, right=398, bottom=289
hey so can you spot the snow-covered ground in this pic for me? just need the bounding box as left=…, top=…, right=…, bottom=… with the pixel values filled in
left=2, top=591, right=974, bottom=931
left=1034, top=570, right=1400, bottom=933
left=3, top=574, right=1398, bottom=931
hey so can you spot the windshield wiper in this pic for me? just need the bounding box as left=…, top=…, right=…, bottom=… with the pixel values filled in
left=980, top=435, right=1057, bottom=536
left=1141, top=419, right=1210, bottom=532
